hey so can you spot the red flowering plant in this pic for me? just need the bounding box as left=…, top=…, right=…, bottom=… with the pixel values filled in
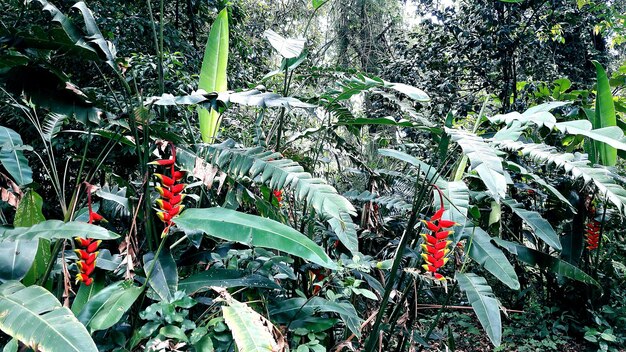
left=272, top=189, right=283, bottom=206
left=420, top=185, right=456, bottom=281
left=150, top=141, right=186, bottom=237
left=75, top=182, right=106, bottom=286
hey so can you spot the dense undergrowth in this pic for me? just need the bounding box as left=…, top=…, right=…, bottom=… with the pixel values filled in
left=0, top=0, right=625, bottom=351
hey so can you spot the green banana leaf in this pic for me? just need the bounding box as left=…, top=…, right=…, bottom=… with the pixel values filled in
left=592, top=61, right=617, bottom=165
left=173, top=208, right=337, bottom=269
left=0, top=281, right=97, bottom=352
left=198, top=8, right=229, bottom=142
left=456, top=273, right=501, bottom=347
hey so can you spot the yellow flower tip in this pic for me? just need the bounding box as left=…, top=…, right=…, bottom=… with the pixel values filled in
left=420, top=253, right=431, bottom=262
left=442, top=257, right=449, bottom=265
left=421, top=264, right=430, bottom=271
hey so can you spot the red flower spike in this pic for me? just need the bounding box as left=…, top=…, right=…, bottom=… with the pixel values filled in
left=170, top=183, right=185, bottom=194
left=169, top=194, right=184, bottom=205
left=149, top=158, right=175, bottom=166
left=431, top=207, right=445, bottom=221
left=155, top=186, right=173, bottom=199
left=156, top=199, right=172, bottom=211
left=420, top=186, right=455, bottom=281
left=422, top=220, right=440, bottom=232
left=75, top=237, right=91, bottom=247
left=85, top=252, right=98, bottom=265
left=585, top=220, right=601, bottom=250
left=438, top=219, right=457, bottom=228
left=151, top=141, right=186, bottom=232
left=86, top=240, right=101, bottom=253
left=154, top=174, right=175, bottom=187
left=89, top=211, right=106, bottom=224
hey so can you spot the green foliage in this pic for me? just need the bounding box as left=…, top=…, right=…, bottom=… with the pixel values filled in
left=0, top=281, right=97, bottom=352
left=198, top=8, right=229, bottom=143
left=173, top=207, right=337, bottom=269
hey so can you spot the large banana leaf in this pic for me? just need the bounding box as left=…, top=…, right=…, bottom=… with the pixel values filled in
left=494, top=239, right=600, bottom=288
left=173, top=208, right=337, bottom=269
left=77, top=281, right=143, bottom=331
left=0, top=126, right=32, bottom=186
left=502, top=198, right=561, bottom=250
left=222, top=295, right=278, bottom=352
left=463, top=227, right=519, bottom=290
left=0, top=190, right=45, bottom=282
left=0, top=220, right=119, bottom=242
left=198, top=8, right=229, bottom=142
left=179, top=269, right=281, bottom=293
left=592, top=61, right=617, bottom=166
left=0, top=281, right=97, bottom=351
left=456, top=273, right=501, bottom=347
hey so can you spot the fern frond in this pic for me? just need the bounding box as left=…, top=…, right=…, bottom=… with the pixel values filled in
left=178, top=142, right=359, bottom=253
left=343, top=190, right=412, bottom=212
left=496, top=140, right=626, bottom=214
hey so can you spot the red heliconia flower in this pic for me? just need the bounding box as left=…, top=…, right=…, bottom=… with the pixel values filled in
left=272, top=189, right=283, bottom=206
left=585, top=220, right=600, bottom=250
left=152, top=142, right=186, bottom=236
left=420, top=186, right=457, bottom=281
left=75, top=183, right=105, bottom=286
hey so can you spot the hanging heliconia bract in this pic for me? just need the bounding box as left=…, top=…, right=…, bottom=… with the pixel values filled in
left=150, top=141, right=186, bottom=236
left=75, top=183, right=105, bottom=286
left=420, top=186, right=456, bottom=281
left=585, top=220, right=600, bottom=250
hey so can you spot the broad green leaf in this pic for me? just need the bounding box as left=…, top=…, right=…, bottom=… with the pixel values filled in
left=15, top=190, right=50, bottom=285
left=462, top=227, right=519, bottom=290
left=494, top=239, right=600, bottom=288
left=2, top=339, right=17, bottom=352
left=270, top=297, right=363, bottom=338
left=71, top=278, right=105, bottom=315
left=556, top=121, right=626, bottom=152
left=456, top=273, right=501, bottom=347
left=263, top=29, right=305, bottom=59
left=143, top=248, right=178, bottom=303
left=434, top=180, right=470, bottom=229
left=0, top=281, right=97, bottom=351
left=383, top=82, right=430, bottom=102
left=77, top=281, right=143, bottom=331
left=592, top=61, right=618, bottom=165
left=0, top=126, right=33, bottom=186
left=174, top=208, right=337, bottom=269
left=0, top=191, right=46, bottom=282
left=502, top=198, right=561, bottom=250
left=222, top=297, right=278, bottom=352
left=198, top=8, right=229, bottom=142
left=0, top=220, right=119, bottom=242
left=179, top=269, right=280, bottom=293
